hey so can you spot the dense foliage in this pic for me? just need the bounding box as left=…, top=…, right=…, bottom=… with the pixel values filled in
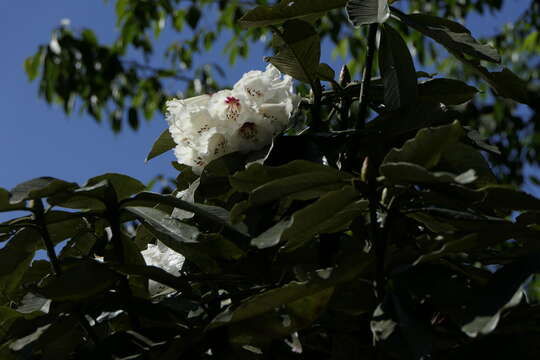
left=2, top=0, right=540, bottom=359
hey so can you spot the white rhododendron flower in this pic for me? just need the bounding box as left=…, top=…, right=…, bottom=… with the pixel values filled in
left=166, top=64, right=299, bottom=174
left=141, top=241, right=185, bottom=295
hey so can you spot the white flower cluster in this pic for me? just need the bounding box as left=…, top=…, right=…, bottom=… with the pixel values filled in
left=141, top=242, right=185, bottom=295
left=166, top=64, right=299, bottom=174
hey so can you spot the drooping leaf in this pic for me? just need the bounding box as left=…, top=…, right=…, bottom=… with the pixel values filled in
left=9, top=177, right=77, bottom=204
left=145, top=129, right=176, bottom=162
left=463, top=65, right=534, bottom=105
left=239, top=0, right=347, bottom=28
left=379, top=24, right=418, bottom=110
left=265, top=20, right=320, bottom=84
left=418, top=78, right=478, bottom=105
left=346, top=0, right=390, bottom=27
left=393, top=10, right=500, bottom=63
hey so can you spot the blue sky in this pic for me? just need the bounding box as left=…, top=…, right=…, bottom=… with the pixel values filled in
left=0, top=0, right=534, bottom=215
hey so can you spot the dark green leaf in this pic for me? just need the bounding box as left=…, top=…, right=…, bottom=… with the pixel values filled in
left=418, top=78, right=478, bottom=105
left=379, top=24, right=418, bottom=110
left=24, top=51, right=42, bottom=81
left=239, top=0, right=347, bottom=28
left=281, top=186, right=367, bottom=251
left=317, top=63, right=335, bottom=82
left=10, top=177, right=77, bottom=204
left=146, top=129, right=176, bottom=162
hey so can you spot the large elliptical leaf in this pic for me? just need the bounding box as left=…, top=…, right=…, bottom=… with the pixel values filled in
left=378, top=24, right=418, bottom=111
left=265, top=20, right=320, bottom=84
left=239, top=0, right=347, bottom=28
left=346, top=0, right=390, bottom=27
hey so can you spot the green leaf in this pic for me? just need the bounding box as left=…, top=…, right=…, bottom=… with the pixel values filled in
left=381, top=162, right=477, bottom=185
left=146, top=129, right=176, bottom=162
left=249, top=171, right=353, bottom=207
left=0, top=229, right=40, bottom=301
left=48, top=173, right=145, bottom=209
left=265, top=20, right=320, bottom=84
left=24, top=51, right=42, bottom=81
left=38, top=259, right=121, bottom=301
left=9, top=177, right=77, bottom=204
left=44, top=211, right=90, bottom=245
left=383, top=120, right=464, bottom=169
left=281, top=186, right=368, bottom=251
left=394, top=11, right=501, bottom=63
left=231, top=160, right=346, bottom=193
left=418, top=78, right=478, bottom=105
left=85, top=173, right=145, bottom=201
left=59, top=232, right=97, bottom=259
left=346, top=0, right=390, bottom=27
left=317, top=63, right=336, bottom=82
left=379, top=24, right=418, bottom=111
left=239, top=0, right=347, bottom=28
